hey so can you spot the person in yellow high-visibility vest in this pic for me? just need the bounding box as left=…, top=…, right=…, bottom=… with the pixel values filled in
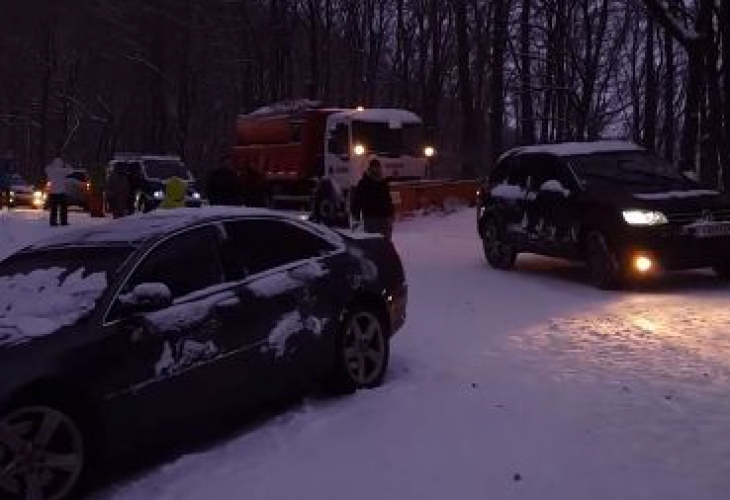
left=159, top=176, right=187, bottom=209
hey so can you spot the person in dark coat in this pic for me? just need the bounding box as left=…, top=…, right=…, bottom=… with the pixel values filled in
left=206, top=162, right=245, bottom=206
left=107, top=168, right=130, bottom=218
left=350, top=159, right=395, bottom=239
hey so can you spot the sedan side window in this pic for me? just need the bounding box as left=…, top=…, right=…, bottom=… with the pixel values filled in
left=221, top=219, right=336, bottom=280
left=110, top=226, right=224, bottom=320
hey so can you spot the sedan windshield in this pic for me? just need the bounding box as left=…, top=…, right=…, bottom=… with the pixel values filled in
left=143, top=160, right=191, bottom=180
left=569, top=151, right=689, bottom=186
left=0, top=247, right=134, bottom=340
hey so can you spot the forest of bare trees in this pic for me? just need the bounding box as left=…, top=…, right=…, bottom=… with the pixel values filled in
left=0, top=0, right=728, bottom=188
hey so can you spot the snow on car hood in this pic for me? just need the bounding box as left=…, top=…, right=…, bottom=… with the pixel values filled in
left=0, top=267, right=107, bottom=345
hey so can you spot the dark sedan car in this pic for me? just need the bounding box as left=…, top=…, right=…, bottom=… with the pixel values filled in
left=477, top=141, right=730, bottom=288
left=0, top=207, right=407, bottom=500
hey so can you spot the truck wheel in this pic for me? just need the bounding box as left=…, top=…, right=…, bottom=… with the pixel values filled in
left=316, top=197, right=337, bottom=222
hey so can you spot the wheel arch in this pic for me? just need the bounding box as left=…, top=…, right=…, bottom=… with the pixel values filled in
left=343, top=291, right=391, bottom=338
left=3, top=377, right=101, bottom=430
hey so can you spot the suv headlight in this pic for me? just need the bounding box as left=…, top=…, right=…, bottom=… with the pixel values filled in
left=622, top=209, right=668, bottom=226
left=191, top=192, right=201, bottom=200
left=153, top=190, right=165, bottom=199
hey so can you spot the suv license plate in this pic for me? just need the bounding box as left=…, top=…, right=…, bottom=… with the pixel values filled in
left=690, top=222, right=730, bottom=238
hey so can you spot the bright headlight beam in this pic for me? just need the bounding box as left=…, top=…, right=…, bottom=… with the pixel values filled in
left=622, top=210, right=668, bottom=226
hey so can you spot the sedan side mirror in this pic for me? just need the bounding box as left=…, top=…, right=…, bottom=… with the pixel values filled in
left=119, top=283, right=173, bottom=313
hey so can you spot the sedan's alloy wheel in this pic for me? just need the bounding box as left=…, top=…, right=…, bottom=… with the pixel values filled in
left=0, top=407, right=84, bottom=500
left=343, top=312, right=387, bottom=387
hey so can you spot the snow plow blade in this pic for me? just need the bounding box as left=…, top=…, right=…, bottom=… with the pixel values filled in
left=389, top=179, right=479, bottom=217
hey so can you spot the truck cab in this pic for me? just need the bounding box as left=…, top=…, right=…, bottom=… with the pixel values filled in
left=324, top=108, right=431, bottom=190
left=232, top=102, right=435, bottom=219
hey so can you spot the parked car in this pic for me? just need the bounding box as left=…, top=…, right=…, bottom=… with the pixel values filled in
left=64, top=169, right=91, bottom=210
left=477, top=141, right=730, bottom=288
left=0, top=172, right=44, bottom=208
left=0, top=207, right=406, bottom=500
left=107, top=154, right=204, bottom=213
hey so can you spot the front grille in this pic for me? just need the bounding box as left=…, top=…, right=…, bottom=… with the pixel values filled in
left=665, top=208, right=730, bottom=225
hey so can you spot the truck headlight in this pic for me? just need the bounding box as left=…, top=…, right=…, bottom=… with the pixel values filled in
left=192, top=192, right=201, bottom=200
left=622, top=209, right=668, bottom=226
left=153, top=190, right=164, bottom=199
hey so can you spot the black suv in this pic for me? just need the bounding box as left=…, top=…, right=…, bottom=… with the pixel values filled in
left=108, top=154, right=204, bottom=212
left=477, top=141, right=730, bottom=288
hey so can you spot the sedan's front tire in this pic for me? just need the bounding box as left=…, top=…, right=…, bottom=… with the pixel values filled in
left=0, top=405, right=87, bottom=500
left=326, top=307, right=390, bottom=394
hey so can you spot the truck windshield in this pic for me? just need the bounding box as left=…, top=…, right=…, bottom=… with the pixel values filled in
left=143, top=160, right=191, bottom=180
left=352, top=121, right=424, bottom=157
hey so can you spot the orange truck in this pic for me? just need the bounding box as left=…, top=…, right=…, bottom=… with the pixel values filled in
left=232, top=101, right=436, bottom=215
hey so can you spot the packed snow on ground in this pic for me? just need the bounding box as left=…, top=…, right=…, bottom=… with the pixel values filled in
left=2, top=207, right=730, bottom=500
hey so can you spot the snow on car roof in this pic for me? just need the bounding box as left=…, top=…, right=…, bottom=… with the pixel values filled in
left=27, top=207, right=311, bottom=249
left=507, top=141, right=644, bottom=158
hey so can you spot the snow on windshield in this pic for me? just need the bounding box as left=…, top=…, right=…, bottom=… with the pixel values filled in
left=0, top=267, right=107, bottom=344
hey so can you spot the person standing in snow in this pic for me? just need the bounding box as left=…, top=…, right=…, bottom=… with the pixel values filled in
left=206, top=157, right=245, bottom=206
left=106, top=167, right=130, bottom=218
left=45, top=156, right=71, bottom=226
left=350, top=159, right=395, bottom=239
left=159, top=176, right=187, bottom=209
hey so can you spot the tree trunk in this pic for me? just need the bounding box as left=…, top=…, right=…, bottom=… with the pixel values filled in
left=455, top=0, right=478, bottom=177
left=490, top=0, right=508, bottom=161
left=642, top=17, right=657, bottom=151
left=662, top=31, right=675, bottom=162
left=38, top=25, right=54, bottom=176
left=305, top=0, right=320, bottom=99
left=519, top=0, right=535, bottom=144
left=554, top=0, right=567, bottom=142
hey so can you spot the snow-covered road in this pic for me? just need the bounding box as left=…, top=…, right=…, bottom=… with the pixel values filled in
left=2, top=208, right=729, bottom=500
